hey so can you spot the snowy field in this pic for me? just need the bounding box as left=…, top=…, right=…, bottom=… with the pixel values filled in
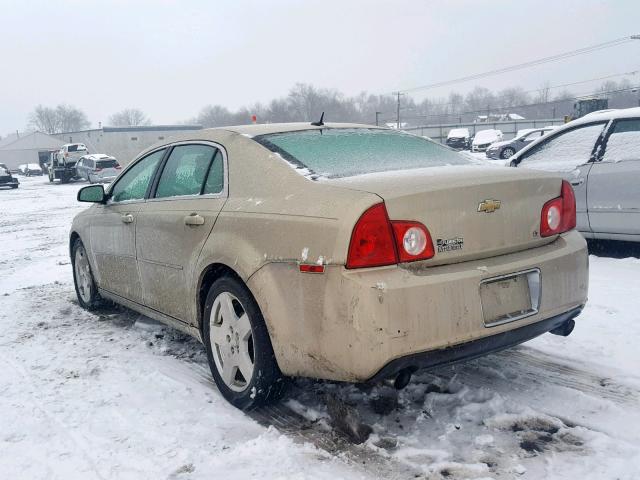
left=1, top=175, right=639, bottom=480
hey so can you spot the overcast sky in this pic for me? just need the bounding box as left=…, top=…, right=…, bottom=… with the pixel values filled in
left=1, top=0, right=639, bottom=133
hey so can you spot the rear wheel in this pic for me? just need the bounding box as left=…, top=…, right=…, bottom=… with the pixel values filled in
left=501, top=147, right=516, bottom=159
left=72, top=238, right=101, bottom=310
left=202, top=276, right=285, bottom=409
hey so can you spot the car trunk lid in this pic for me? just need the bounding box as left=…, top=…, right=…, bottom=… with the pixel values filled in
left=326, top=165, right=563, bottom=267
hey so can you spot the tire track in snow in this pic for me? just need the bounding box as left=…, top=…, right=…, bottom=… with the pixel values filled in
left=248, top=404, right=418, bottom=479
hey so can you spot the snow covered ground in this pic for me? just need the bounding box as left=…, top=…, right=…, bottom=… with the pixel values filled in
left=1, top=176, right=639, bottom=480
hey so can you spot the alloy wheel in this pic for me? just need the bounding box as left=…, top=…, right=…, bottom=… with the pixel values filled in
left=74, top=245, right=93, bottom=304
left=209, top=292, right=255, bottom=392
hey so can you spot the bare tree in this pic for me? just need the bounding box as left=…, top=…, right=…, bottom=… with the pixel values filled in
left=29, top=104, right=90, bottom=133
left=29, top=105, right=61, bottom=133
left=108, top=108, right=151, bottom=127
left=196, top=105, right=235, bottom=127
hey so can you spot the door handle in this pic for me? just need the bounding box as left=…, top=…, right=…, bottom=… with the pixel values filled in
left=121, top=214, right=134, bottom=224
left=184, top=214, right=205, bottom=226
left=570, top=178, right=584, bottom=186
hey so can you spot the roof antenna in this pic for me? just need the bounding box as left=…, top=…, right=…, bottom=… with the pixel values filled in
left=311, top=112, right=325, bottom=127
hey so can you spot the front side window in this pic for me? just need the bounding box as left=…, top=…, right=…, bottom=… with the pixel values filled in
left=522, top=130, right=544, bottom=142
left=110, top=149, right=165, bottom=202
left=518, top=122, right=606, bottom=172
left=155, top=145, right=217, bottom=198
left=255, top=128, right=469, bottom=178
left=602, top=119, right=640, bottom=163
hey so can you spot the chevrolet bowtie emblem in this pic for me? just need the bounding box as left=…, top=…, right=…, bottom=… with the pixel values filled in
left=477, top=199, right=502, bottom=213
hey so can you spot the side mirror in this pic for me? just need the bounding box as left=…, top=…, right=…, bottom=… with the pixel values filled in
left=78, top=184, right=106, bottom=203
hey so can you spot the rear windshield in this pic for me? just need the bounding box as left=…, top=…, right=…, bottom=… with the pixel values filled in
left=67, top=145, right=86, bottom=152
left=255, top=128, right=469, bottom=178
left=96, top=159, right=118, bottom=168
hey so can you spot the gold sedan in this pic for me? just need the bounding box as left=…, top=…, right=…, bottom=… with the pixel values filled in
left=70, top=123, right=588, bottom=409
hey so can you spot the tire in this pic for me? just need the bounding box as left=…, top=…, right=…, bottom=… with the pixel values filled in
left=202, top=276, right=286, bottom=409
left=500, top=147, right=516, bottom=159
left=71, top=238, right=101, bottom=310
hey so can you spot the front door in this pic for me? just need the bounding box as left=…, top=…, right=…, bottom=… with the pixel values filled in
left=135, top=144, right=227, bottom=323
left=90, top=148, right=166, bottom=303
left=588, top=118, right=640, bottom=236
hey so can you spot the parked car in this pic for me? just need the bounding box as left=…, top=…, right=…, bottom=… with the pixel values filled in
left=445, top=128, right=471, bottom=150
left=486, top=127, right=556, bottom=160
left=70, top=123, right=588, bottom=410
left=76, top=154, right=122, bottom=183
left=18, top=163, right=43, bottom=176
left=511, top=107, right=640, bottom=243
left=0, top=165, right=19, bottom=189
left=471, top=129, right=503, bottom=152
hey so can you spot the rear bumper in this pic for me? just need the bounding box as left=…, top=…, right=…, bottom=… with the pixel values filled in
left=249, top=230, right=589, bottom=382
left=367, top=305, right=583, bottom=382
left=0, top=177, right=19, bottom=186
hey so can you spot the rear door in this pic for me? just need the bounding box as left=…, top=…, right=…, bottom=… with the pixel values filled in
left=516, top=121, right=608, bottom=233
left=90, top=148, right=166, bottom=303
left=135, top=143, right=227, bottom=323
left=587, top=118, right=640, bottom=236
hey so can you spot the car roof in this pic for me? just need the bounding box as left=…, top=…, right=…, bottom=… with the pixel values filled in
left=83, top=154, right=115, bottom=160
left=219, top=122, right=386, bottom=136
left=570, top=106, right=640, bottom=125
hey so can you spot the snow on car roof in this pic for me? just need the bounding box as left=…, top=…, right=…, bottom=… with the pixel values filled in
left=447, top=128, right=470, bottom=137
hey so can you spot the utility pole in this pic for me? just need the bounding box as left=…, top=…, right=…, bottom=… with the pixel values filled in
left=375, top=111, right=381, bottom=126
left=393, top=92, right=404, bottom=129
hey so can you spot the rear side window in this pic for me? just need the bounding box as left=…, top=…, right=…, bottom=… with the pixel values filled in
left=518, top=122, right=606, bottom=172
left=97, top=159, right=118, bottom=168
left=255, top=128, right=469, bottom=178
left=602, top=119, right=640, bottom=163
left=203, top=150, right=224, bottom=194
left=155, top=145, right=217, bottom=198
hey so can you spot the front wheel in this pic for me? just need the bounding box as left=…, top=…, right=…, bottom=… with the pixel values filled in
left=203, top=276, right=286, bottom=409
left=72, top=238, right=101, bottom=310
left=501, top=147, right=516, bottom=159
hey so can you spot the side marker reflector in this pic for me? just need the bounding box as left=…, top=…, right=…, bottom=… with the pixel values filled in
left=299, top=264, right=325, bottom=273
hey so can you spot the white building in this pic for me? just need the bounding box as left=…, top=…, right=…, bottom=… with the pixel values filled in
left=0, top=132, right=65, bottom=170
left=52, top=125, right=203, bottom=166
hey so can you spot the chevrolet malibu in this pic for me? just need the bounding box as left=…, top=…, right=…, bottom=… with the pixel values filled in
left=70, top=123, right=588, bottom=410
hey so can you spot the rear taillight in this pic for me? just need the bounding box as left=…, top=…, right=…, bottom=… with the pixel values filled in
left=346, top=203, right=435, bottom=269
left=540, top=180, right=576, bottom=237
left=391, top=222, right=435, bottom=262
left=346, top=204, right=397, bottom=269
left=115, top=164, right=122, bottom=169
left=95, top=168, right=103, bottom=172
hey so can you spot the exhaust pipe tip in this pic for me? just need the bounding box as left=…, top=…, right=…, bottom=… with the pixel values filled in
left=393, top=368, right=413, bottom=390
left=550, top=319, right=575, bottom=337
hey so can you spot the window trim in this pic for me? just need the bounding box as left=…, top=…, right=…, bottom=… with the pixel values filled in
left=596, top=117, right=640, bottom=164
left=513, top=121, right=609, bottom=167
left=146, top=140, right=229, bottom=203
